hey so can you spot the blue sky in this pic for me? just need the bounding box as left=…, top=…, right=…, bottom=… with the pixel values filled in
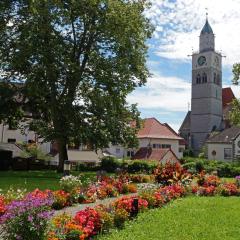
left=127, top=0, right=240, bottom=132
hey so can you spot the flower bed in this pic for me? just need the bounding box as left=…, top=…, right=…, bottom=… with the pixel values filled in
left=1, top=165, right=240, bottom=240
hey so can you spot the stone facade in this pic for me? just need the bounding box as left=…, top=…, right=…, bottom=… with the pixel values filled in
left=182, top=18, right=223, bottom=154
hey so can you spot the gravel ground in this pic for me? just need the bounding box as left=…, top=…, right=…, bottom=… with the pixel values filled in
left=54, top=193, right=137, bottom=217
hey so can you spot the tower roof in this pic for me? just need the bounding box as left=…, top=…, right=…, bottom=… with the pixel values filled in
left=201, top=19, right=213, bottom=34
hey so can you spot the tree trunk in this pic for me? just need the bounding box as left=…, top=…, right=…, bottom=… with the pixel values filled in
left=57, top=139, right=68, bottom=173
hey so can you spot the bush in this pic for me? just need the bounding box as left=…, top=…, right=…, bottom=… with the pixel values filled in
left=76, top=162, right=100, bottom=172
left=127, top=160, right=157, bottom=173
left=101, top=157, right=122, bottom=173
left=195, top=160, right=205, bottom=173
left=0, top=194, right=53, bottom=240
left=59, top=175, right=82, bottom=193
left=183, top=149, right=194, bottom=157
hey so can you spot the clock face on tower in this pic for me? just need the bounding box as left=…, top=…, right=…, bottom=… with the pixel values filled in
left=198, top=56, right=206, bottom=66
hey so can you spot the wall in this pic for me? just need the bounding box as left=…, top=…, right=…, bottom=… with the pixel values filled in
left=138, top=138, right=182, bottom=159
left=207, top=142, right=233, bottom=161
left=0, top=122, right=36, bottom=143
left=105, top=144, right=127, bottom=159
left=233, top=134, right=240, bottom=159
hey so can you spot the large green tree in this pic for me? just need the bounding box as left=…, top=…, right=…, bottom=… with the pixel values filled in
left=0, top=0, right=152, bottom=171
left=0, top=83, right=23, bottom=130
left=230, top=63, right=240, bottom=125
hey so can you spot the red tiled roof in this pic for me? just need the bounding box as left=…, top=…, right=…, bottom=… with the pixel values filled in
left=179, top=139, right=187, bottom=145
left=132, top=147, right=178, bottom=162
left=137, top=118, right=182, bottom=140
left=222, top=88, right=235, bottom=107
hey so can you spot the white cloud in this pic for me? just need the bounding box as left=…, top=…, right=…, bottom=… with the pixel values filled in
left=127, top=73, right=191, bottom=112
left=147, top=0, right=240, bottom=66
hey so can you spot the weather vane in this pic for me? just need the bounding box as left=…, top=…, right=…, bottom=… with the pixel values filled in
left=205, top=8, right=208, bottom=19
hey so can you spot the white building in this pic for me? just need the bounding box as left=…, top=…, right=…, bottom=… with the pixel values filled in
left=206, top=126, right=240, bottom=162
left=106, top=118, right=185, bottom=161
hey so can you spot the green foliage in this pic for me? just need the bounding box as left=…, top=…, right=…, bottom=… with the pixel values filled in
left=127, top=160, right=157, bottom=173
left=182, top=157, right=240, bottom=177
left=195, top=160, right=204, bottom=173
left=0, top=0, right=153, bottom=171
left=101, top=156, right=122, bottom=173
left=0, top=83, right=23, bottom=125
left=183, top=148, right=194, bottom=157
left=229, top=99, right=240, bottom=126
left=19, top=143, right=51, bottom=161
left=232, top=63, right=240, bottom=85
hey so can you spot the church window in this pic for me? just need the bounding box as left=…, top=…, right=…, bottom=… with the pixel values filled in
left=202, top=73, right=207, bottom=83
left=214, top=73, right=217, bottom=84
left=217, top=74, right=220, bottom=85
left=196, top=74, right=201, bottom=84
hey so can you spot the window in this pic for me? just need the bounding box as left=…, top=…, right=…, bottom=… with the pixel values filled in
left=116, top=148, right=120, bottom=154
left=179, top=148, right=184, bottom=152
left=196, top=74, right=201, bottom=84
left=214, top=73, right=217, bottom=84
left=8, top=138, right=16, bottom=143
left=224, top=148, right=232, bottom=159
left=127, top=151, right=135, bottom=157
left=153, top=144, right=161, bottom=148
left=202, top=73, right=207, bottom=83
left=217, top=74, right=220, bottom=85
left=162, top=144, right=171, bottom=149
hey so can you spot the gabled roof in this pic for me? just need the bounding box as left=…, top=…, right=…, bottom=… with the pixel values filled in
left=207, top=126, right=240, bottom=143
left=137, top=118, right=182, bottom=140
left=222, top=87, right=235, bottom=107
left=132, top=147, right=178, bottom=162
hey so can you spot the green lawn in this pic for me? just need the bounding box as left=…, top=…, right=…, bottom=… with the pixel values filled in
left=0, top=170, right=97, bottom=192
left=98, top=197, right=240, bottom=240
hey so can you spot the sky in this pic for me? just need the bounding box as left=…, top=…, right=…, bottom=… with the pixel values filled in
left=127, top=0, right=240, bottom=132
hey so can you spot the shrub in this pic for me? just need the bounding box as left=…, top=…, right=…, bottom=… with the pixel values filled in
left=195, top=160, right=204, bottom=173
left=95, top=205, right=114, bottom=232
left=0, top=194, right=53, bottom=240
left=154, top=162, right=192, bottom=185
left=48, top=213, right=83, bottom=240
left=3, top=187, right=27, bottom=204
left=219, top=183, right=239, bottom=196
left=52, top=190, right=70, bottom=210
left=128, top=160, right=157, bottom=173
left=74, top=207, right=102, bottom=238
left=236, top=176, right=240, bottom=187
left=59, top=175, right=82, bottom=193
left=101, top=157, right=122, bottom=172
left=113, top=208, right=129, bottom=229
left=196, top=186, right=216, bottom=196
left=0, top=195, right=5, bottom=216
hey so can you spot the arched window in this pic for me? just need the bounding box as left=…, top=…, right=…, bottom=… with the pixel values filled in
left=202, top=73, right=207, bottom=83
left=196, top=74, right=201, bottom=84
left=217, top=74, right=220, bottom=85
left=214, top=73, right=217, bottom=84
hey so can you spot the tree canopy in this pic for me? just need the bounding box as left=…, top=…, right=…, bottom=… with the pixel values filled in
left=0, top=0, right=153, bottom=171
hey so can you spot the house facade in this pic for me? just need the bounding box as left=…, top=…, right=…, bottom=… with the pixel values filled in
left=106, top=118, right=185, bottom=161
left=206, top=126, right=240, bottom=162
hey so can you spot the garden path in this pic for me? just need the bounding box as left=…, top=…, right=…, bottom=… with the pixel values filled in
left=53, top=193, right=137, bottom=217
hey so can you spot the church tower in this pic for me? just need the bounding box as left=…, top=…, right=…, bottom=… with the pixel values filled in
left=190, top=16, right=223, bottom=153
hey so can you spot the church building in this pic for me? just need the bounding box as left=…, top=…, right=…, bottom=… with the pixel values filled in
left=179, top=16, right=235, bottom=156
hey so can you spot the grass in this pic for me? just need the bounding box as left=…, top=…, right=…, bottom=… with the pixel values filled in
left=0, top=170, right=97, bottom=192
left=98, top=196, right=240, bottom=240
